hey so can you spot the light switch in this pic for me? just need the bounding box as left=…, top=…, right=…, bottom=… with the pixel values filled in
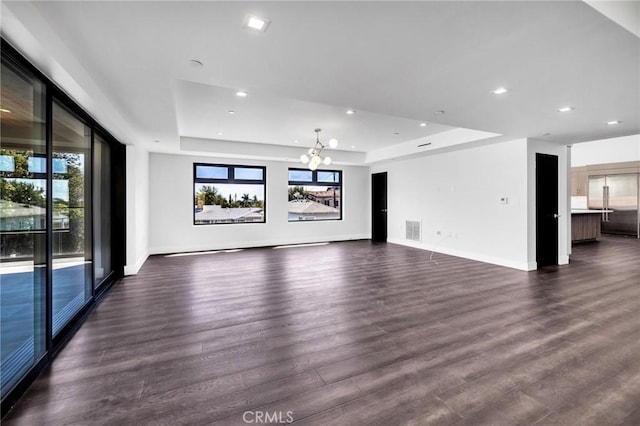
left=500, top=197, right=508, bottom=204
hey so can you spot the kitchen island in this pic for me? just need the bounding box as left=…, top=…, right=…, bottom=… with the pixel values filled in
left=571, top=209, right=612, bottom=242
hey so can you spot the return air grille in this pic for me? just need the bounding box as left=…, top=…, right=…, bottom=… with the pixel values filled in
left=406, top=220, right=421, bottom=242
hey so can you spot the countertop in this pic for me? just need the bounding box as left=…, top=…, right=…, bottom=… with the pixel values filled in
left=571, top=209, right=614, bottom=214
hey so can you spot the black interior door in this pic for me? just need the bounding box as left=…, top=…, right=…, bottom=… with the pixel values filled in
left=536, top=153, right=559, bottom=267
left=372, top=172, right=387, bottom=242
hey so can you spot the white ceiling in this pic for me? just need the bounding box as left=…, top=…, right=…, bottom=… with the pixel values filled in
left=173, top=80, right=456, bottom=151
left=2, top=1, right=638, bottom=164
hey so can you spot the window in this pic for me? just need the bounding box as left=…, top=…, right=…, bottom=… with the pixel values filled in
left=193, top=163, right=266, bottom=225
left=288, top=168, right=342, bottom=221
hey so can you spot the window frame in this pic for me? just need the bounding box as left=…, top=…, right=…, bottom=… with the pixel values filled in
left=288, top=168, right=343, bottom=222
left=193, top=163, right=267, bottom=226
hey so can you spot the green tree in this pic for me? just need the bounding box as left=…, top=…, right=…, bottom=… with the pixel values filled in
left=53, top=153, right=84, bottom=207
left=197, top=185, right=222, bottom=205
left=51, top=153, right=86, bottom=255
left=240, top=193, right=250, bottom=207
left=288, top=186, right=309, bottom=201
left=0, top=179, right=46, bottom=207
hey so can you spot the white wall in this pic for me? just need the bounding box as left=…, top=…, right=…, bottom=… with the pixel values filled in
left=148, top=153, right=370, bottom=254
left=571, top=134, right=640, bottom=166
left=371, top=139, right=531, bottom=271
left=527, top=139, right=571, bottom=267
left=125, top=145, right=150, bottom=275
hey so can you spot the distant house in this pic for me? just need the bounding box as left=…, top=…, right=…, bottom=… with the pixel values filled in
left=194, top=204, right=264, bottom=224
left=0, top=199, right=69, bottom=231
left=307, top=188, right=340, bottom=208
left=288, top=199, right=340, bottom=221
left=1, top=200, right=71, bottom=259
left=0, top=199, right=46, bottom=231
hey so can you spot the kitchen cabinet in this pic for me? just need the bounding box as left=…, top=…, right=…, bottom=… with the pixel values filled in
left=571, top=166, right=588, bottom=196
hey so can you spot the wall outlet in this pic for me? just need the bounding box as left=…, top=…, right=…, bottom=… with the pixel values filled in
left=500, top=197, right=508, bottom=204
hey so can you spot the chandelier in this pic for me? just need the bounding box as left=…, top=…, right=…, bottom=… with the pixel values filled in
left=299, top=128, right=338, bottom=170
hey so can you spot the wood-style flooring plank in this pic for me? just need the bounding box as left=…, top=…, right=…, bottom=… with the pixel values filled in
left=3, top=235, right=639, bottom=426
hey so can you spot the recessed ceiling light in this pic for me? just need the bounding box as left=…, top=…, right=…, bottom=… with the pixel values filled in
left=557, top=106, right=574, bottom=112
left=235, top=91, right=248, bottom=97
left=154, top=140, right=160, bottom=143
left=491, top=87, right=508, bottom=95
left=217, top=132, right=224, bottom=136
left=605, top=120, right=622, bottom=125
left=245, top=14, right=270, bottom=32
left=351, top=145, right=356, bottom=149
left=188, top=59, right=203, bottom=68
left=346, top=109, right=356, bottom=115
left=228, top=110, right=235, bottom=115
left=419, top=122, right=428, bottom=127
left=393, top=132, right=400, bottom=135
left=435, top=110, right=445, bottom=115
left=0, top=108, right=11, bottom=113
left=294, top=139, right=299, bottom=144
left=543, top=133, right=551, bottom=137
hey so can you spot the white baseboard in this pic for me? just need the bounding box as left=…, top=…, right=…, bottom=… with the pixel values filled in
left=124, top=251, right=150, bottom=276
left=387, top=238, right=532, bottom=271
left=149, top=234, right=371, bottom=256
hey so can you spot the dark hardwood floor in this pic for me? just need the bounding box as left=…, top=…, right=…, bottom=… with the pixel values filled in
left=3, top=236, right=639, bottom=425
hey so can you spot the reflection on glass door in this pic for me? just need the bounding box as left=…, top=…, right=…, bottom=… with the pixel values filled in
left=94, top=133, right=112, bottom=288
left=51, top=102, right=92, bottom=336
left=0, top=59, right=47, bottom=398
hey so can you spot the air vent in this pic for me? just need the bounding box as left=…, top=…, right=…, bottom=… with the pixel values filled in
left=406, top=220, right=421, bottom=242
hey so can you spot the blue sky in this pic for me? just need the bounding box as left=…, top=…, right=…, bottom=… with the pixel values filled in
left=194, top=183, right=264, bottom=200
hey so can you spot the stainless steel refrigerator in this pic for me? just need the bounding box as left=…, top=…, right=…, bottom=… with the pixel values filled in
left=588, top=173, right=640, bottom=238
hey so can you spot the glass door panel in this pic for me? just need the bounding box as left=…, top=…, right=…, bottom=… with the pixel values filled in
left=0, top=59, right=47, bottom=398
left=93, top=133, right=112, bottom=288
left=51, top=102, right=92, bottom=336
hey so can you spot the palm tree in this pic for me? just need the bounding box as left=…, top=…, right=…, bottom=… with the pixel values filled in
left=241, top=193, right=250, bottom=207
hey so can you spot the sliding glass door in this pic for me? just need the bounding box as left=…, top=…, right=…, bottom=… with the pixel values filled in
left=1, top=41, right=125, bottom=413
left=0, top=58, right=47, bottom=399
left=51, top=102, right=92, bottom=336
